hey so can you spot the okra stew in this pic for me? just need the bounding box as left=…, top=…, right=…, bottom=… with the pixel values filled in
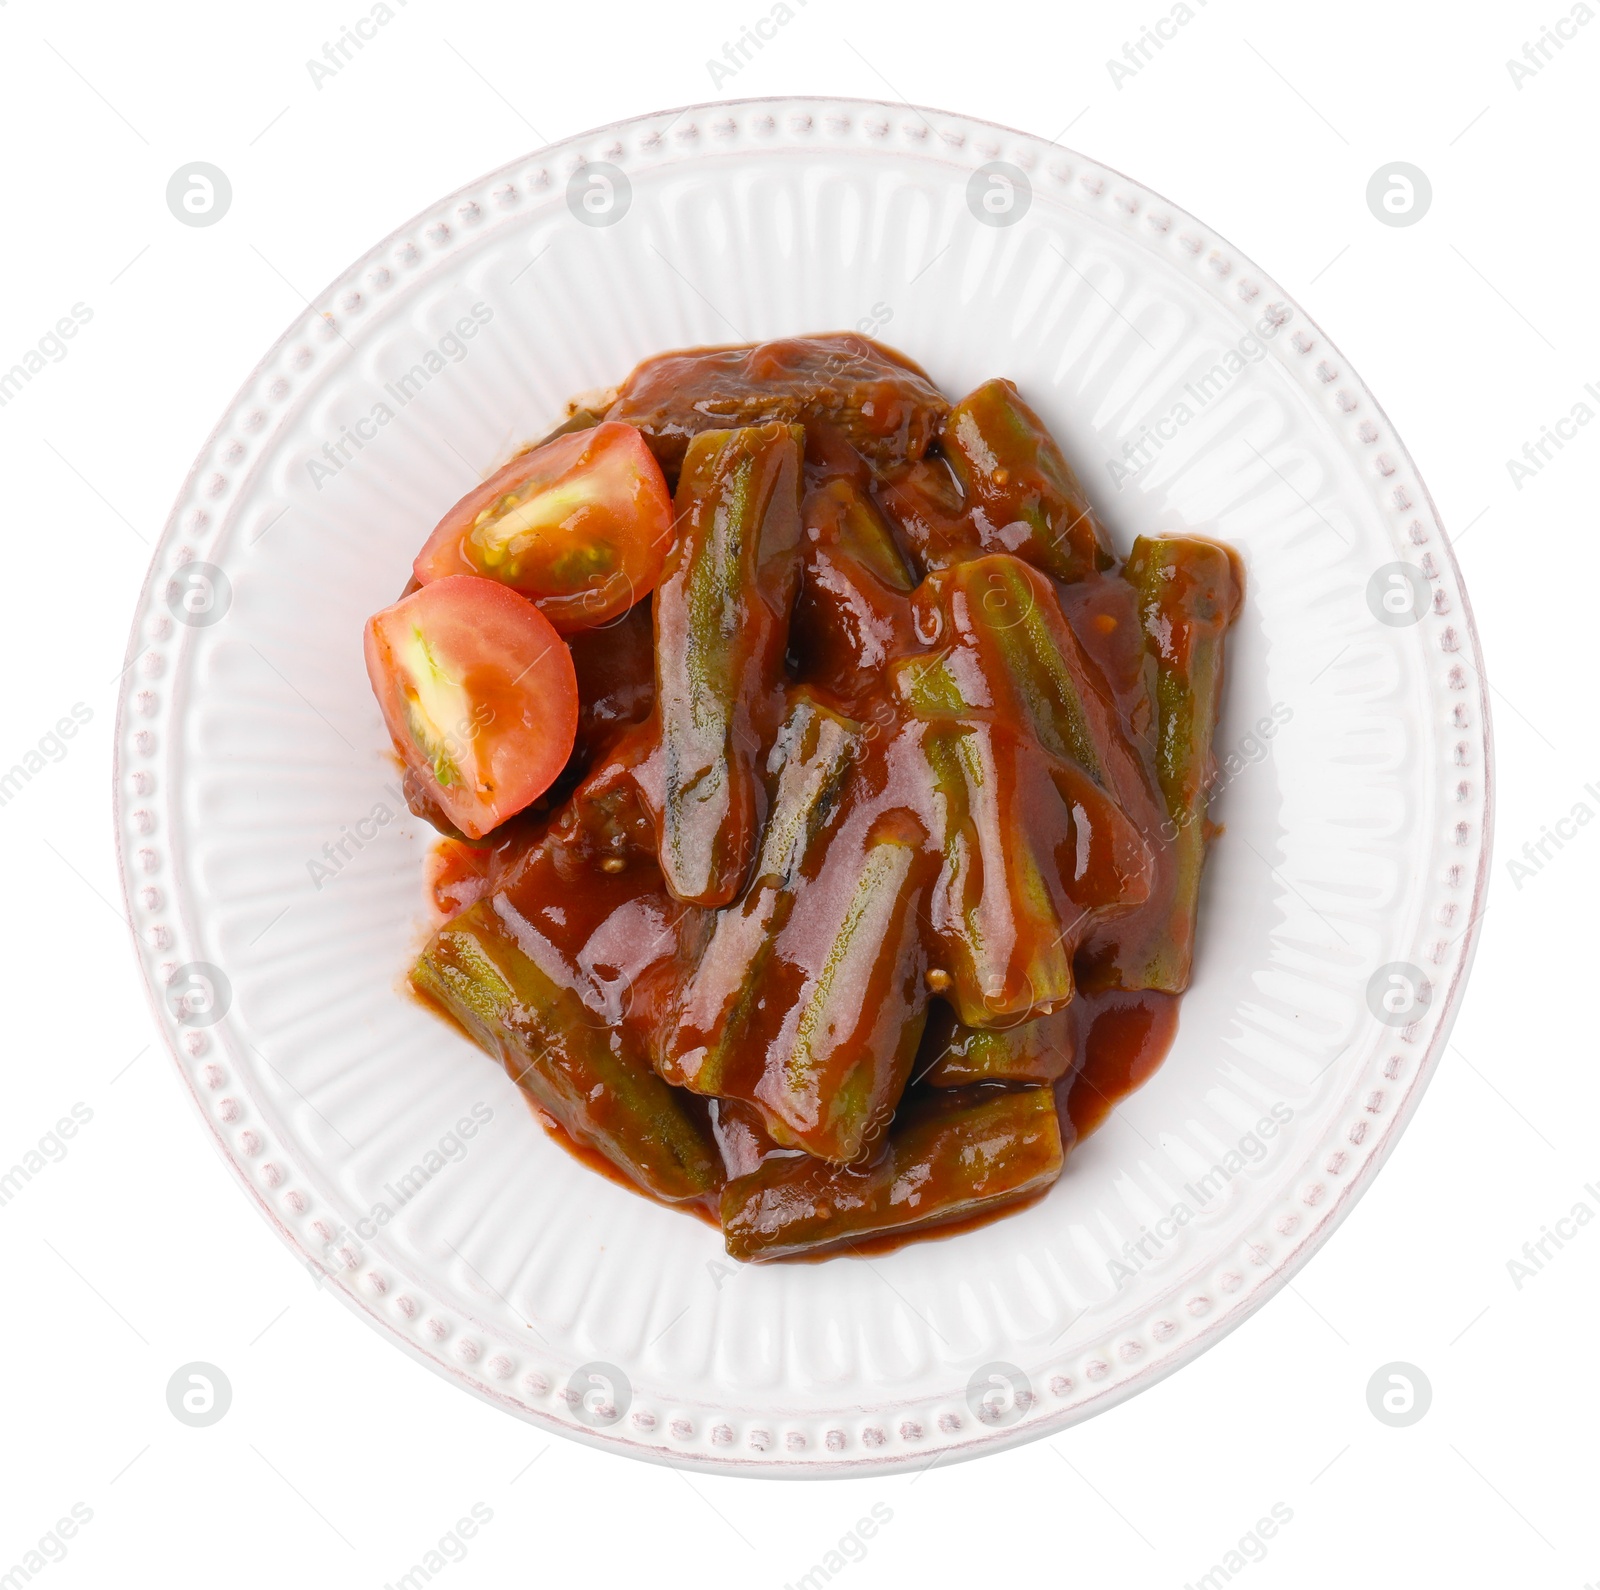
left=363, top=334, right=1243, bottom=1262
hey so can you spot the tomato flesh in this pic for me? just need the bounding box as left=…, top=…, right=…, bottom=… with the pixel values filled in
left=413, top=421, right=673, bottom=632
left=364, top=575, right=578, bottom=840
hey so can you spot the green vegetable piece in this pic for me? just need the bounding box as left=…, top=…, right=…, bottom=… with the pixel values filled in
left=889, top=649, right=970, bottom=717
left=721, top=1086, right=1064, bottom=1261
left=792, top=479, right=920, bottom=710
left=941, top=378, right=1113, bottom=583
left=650, top=422, right=805, bottom=907
left=560, top=718, right=661, bottom=867
left=778, top=817, right=929, bottom=1161
left=876, top=454, right=970, bottom=579
left=660, top=690, right=864, bottom=1098
left=668, top=784, right=935, bottom=1165
left=820, top=477, right=916, bottom=593
left=917, top=718, right=1076, bottom=1025
left=412, top=899, right=722, bottom=1204
left=907, top=702, right=1155, bottom=1025
left=898, top=554, right=1114, bottom=784
left=916, top=1001, right=1076, bottom=1088
left=1119, top=534, right=1243, bottom=990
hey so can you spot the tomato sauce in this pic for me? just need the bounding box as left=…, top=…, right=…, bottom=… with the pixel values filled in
left=1065, top=988, right=1182, bottom=1141
left=393, top=335, right=1239, bottom=1261
left=425, top=839, right=495, bottom=919
left=423, top=829, right=1185, bottom=1252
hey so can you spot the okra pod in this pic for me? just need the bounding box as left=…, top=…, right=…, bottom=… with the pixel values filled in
left=917, top=1001, right=1076, bottom=1088
left=667, top=752, right=935, bottom=1164
left=660, top=690, right=863, bottom=1096
left=902, top=554, right=1118, bottom=784
left=557, top=718, right=662, bottom=869
left=792, top=479, right=918, bottom=708
left=721, top=1085, right=1064, bottom=1261
left=941, top=378, right=1113, bottom=583
left=904, top=708, right=1154, bottom=1023
left=647, top=422, right=804, bottom=907
left=774, top=811, right=932, bottom=1161
left=917, top=719, right=1076, bottom=1024
left=811, top=477, right=916, bottom=594
left=411, top=848, right=721, bottom=1204
left=1117, top=534, right=1244, bottom=990
left=876, top=454, right=972, bottom=578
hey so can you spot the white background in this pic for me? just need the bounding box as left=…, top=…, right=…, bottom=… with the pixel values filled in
left=0, top=1, right=1592, bottom=1585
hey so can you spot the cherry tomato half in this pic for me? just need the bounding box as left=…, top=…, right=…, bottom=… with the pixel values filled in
left=413, top=421, right=674, bottom=633
left=364, top=575, right=578, bottom=840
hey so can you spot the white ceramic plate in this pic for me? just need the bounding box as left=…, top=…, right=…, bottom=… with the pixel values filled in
left=115, top=96, right=1491, bottom=1475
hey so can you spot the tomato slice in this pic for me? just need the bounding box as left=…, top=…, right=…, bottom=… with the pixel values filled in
left=364, top=576, right=578, bottom=840
left=413, top=421, right=674, bottom=632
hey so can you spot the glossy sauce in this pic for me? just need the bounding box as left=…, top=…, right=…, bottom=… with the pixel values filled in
left=426, top=838, right=494, bottom=919
left=405, top=336, right=1234, bottom=1260
left=425, top=819, right=1183, bottom=1251
left=778, top=993, right=1182, bottom=1260
left=1064, top=987, right=1182, bottom=1141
